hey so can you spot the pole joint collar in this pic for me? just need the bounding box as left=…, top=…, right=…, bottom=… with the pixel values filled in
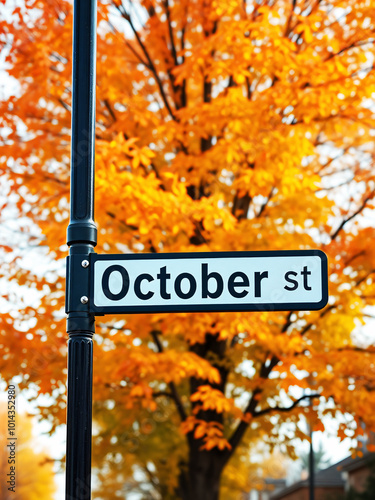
left=67, top=223, right=97, bottom=247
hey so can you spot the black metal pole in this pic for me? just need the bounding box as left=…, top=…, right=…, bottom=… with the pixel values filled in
left=65, top=0, right=97, bottom=499
left=309, top=405, right=315, bottom=500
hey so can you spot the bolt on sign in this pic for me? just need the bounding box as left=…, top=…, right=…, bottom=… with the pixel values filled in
left=89, top=250, right=328, bottom=314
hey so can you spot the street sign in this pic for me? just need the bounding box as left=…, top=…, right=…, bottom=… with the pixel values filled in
left=90, top=250, right=328, bottom=314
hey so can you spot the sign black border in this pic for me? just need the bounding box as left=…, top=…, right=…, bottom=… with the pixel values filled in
left=90, top=250, right=328, bottom=314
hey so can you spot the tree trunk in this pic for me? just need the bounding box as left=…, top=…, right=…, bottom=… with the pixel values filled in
left=179, top=448, right=223, bottom=500
left=176, top=334, right=229, bottom=500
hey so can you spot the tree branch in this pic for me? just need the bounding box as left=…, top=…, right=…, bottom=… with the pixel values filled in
left=223, top=312, right=294, bottom=462
left=345, top=250, right=365, bottom=267
left=163, top=0, right=178, bottom=66
left=284, top=0, right=297, bottom=38
left=325, top=39, right=375, bottom=62
left=150, top=330, right=187, bottom=421
left=103, top=99, right=116, bottom=123
left=298, top=305, right=335, bottom=338
left=330, top=191, right=375, bottom=240
left=125, top=40, right=150, bottom=68
left=253, top=393, right=321, bottom=417
left=356, top=269, right=375, bottom=287
left=57, top=97, right=71, bottom=113
left=336, top=346, right=375, bottom=353
left=113, top=2, right=176, bottom=121
left=256, top=187, right=275, bottom=218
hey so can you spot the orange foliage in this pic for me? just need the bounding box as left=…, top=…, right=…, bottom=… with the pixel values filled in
left=0, top=404, right=56, bottom=499
left=1, top=0, right=375, bottom=498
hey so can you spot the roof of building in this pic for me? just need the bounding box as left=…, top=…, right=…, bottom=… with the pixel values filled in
left=338, top=452, right=375, bottom=473
left=270, top=452, right=375, bottom=500
left=264, top=478, right=287, bottom=487
left=270, top=462, right=344, bottom=500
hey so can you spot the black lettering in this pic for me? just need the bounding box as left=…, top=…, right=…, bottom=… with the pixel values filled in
left=284, top=271, right=298, bottom=291
left=254, top=271, right=268, bottom=298
left=134, top=274, right=154, bottom=300
left=175, top=273, right=197, bottom=299
left=157, top=266, right=171, bottom=299
left=102, top=265, right=130, bottom=301
left=228, top=272, right=249, bottom=298
left=301, top=266, right=312, bottom=290
left=202, top=264, right=224, bottom=299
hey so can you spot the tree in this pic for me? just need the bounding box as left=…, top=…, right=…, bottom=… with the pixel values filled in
left=1, top=0, right=375, bottom=498
left=0, top=403, right=56, bottom=499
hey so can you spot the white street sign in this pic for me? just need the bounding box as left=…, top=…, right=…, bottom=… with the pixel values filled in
left=90, top=251, right=328, bottom=314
